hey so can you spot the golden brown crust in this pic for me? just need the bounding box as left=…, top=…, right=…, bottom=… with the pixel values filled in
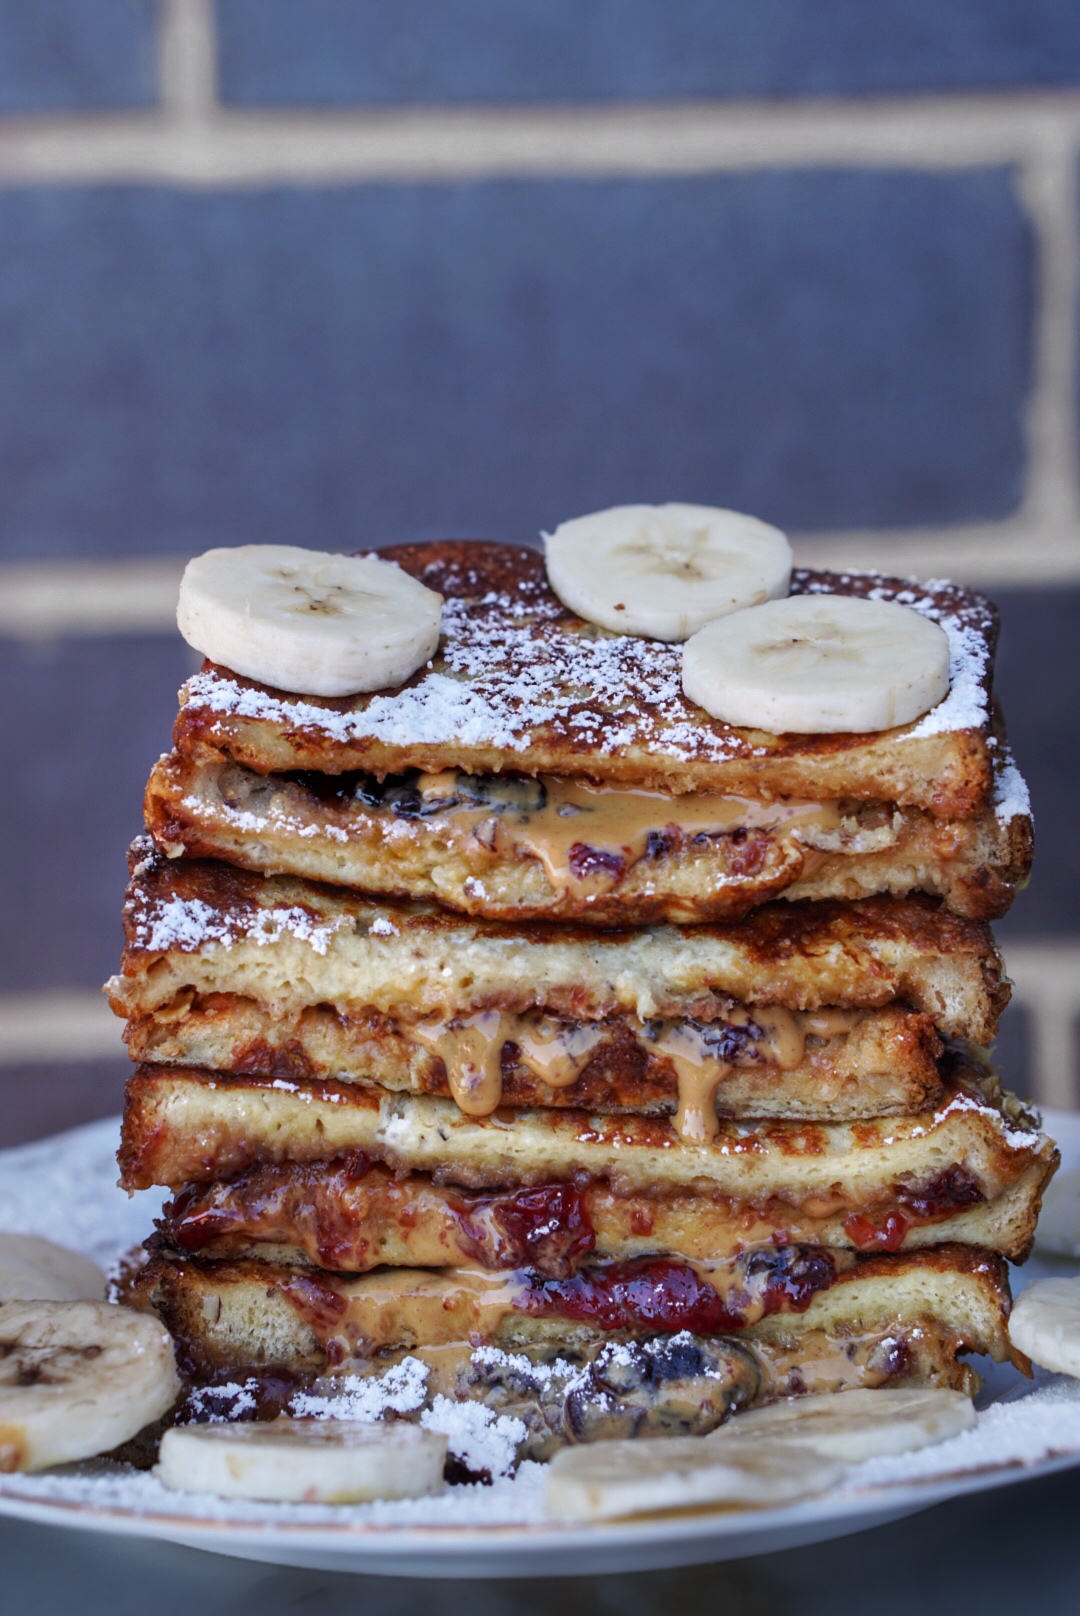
left=144, top=748, right=1031, bottom=924
left=125, top=991, right=944, bottom=1122
left=116, top=1059, right=1059, bottom=1266
left=108, top=843, right=1010, bottom=1043
left=172, top=543, right=998, bottom=818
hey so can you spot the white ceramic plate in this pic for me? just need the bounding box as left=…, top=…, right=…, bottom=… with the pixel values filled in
left=0, top=1110, right=1079, bottom=1579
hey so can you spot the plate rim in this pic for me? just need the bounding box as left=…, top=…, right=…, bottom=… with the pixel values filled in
left=0, top=1107, right=1077, bottom=1571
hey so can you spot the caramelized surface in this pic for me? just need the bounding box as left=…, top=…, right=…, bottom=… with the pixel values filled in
left=173, top=544, right=999, bottom=818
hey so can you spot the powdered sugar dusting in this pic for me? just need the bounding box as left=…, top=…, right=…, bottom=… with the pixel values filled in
left=291, top=1359, right=430, bottom=1422
left=992, top=748, right=1032, bottom=826
left=127, top=892, right=351, bottom=957
left=421, top=1396, right=527, bottom=1480
left=180, top=560, right=996, bottom=768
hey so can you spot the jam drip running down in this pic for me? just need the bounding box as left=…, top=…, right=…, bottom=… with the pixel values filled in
left=521, top=1248, right=838, bottom=1335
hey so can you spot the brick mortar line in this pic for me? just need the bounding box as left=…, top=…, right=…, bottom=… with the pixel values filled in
left=158, top=0, right=217, bottom=122
left=2, top=522, right=1079, bottom=642
left=1016, top=144, right=1080, bottom=529
left=3, top=95, right=1080, bottom=182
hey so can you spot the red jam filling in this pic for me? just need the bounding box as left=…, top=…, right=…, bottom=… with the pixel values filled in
left=522, top=1248, right=836, bottom=1335
left=843, top=1166, right=985, bottom=1252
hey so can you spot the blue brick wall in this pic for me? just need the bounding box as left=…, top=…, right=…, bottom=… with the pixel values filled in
left=0, top=171, right=1032, bottom=561
left=0, top=635, right=196, bottom=993
left=0, top=0, right=1077, bottom=1134
left=217, top=0, right=1080, bottom=107
left=0, top=0, right=155, bottom=112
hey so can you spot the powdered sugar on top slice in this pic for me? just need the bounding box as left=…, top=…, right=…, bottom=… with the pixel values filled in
left=180, top=560, right=996, bottom=768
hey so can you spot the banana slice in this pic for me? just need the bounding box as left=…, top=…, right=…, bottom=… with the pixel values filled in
left=177, top=545, right=444, bottom=697
left=0, top=1233, right=105, bottom=1304
left=683, top=594, right=950, bottom=734
left=543, top=504, right=791, bottom=641
left=0, top=1299, right=180, bottom=1472
left=1034, top=1167, right=1080, bottom=1257
left=1008, top=1278, right=1080, bottom=1377
left=546, top=1434, right=840, bottom=1522
left=713, top=1388, right=975, bottom=1462
left=156, top=1418, right=447, bottom=1503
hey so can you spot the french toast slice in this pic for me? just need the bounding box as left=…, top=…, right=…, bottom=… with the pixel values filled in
left=144, top=743, right=1031, bottom=925
left=124, top=989, right=945, bottom=1124
left=173, top=543, right=1001, bottom=819
left=118, top=1058, right=1058, bottom=1264
left=107, top=842, right=1010, bottom=1050
left=125, top=1245, right=1012, bottom=1398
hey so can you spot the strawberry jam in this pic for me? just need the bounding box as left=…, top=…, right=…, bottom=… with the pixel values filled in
left=521, top=1247, right=837, bottom=1335
left=843, top=1165, right=985, bottom=1252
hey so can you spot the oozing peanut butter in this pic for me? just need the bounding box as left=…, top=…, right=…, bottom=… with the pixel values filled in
left=411, top=1011, right=514, bottom=1116
left=407, top=1005, right=864, bottom=1139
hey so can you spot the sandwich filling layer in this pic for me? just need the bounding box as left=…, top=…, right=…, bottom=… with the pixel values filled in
left=125, top=992, right=945, bottom=1132
left=109, top=846, right=1010, bottom=1045
left=145, top=749, right=1032, bottom=924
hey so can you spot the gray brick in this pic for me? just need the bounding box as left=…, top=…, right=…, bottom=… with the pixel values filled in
left=217, top=0, right=1080, bottom=106
left=0, top=172, right=1032, bottom=560
left=992, top=587, right=1080, bottom=940
left=0, top=635, right=197, bottom=992
left=0, top=0, right=155, bottom=112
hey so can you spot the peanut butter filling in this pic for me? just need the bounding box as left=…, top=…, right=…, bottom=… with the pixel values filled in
left=404, top=769, right=845, bottom=894
left=410, top=1005, right=864, bottom=1139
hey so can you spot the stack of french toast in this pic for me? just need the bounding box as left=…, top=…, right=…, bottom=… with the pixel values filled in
left=108, top=519, right=1057, bottom=1465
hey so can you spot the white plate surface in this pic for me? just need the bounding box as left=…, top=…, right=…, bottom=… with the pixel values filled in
left=0, top=1109, right=1078, bottom=1578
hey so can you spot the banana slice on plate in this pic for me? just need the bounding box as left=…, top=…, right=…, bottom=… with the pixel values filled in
left=1008, top=1278, right=1080, bottom=1377
left=543, top=504, right=791, bottom=641
left=0, top=1299, right=180, bottom=1472
left=712, top=1388, right=975, bottom=1462
left=547, top=1434, right=840, bottom=1522
left=156, top=1418, right=447, bottom=1503
left=0, top=1232, right=105, bottom=1304
left=177, top=545, right=444, bottom=698
left=683, top=594, right=950, bottom=733
left=1034, top=1167, right=1080, bottom=1257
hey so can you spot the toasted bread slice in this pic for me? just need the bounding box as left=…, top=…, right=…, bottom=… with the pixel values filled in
left=125, top=990, right=944, bottom=1124
left=156, top=1149, right=1051, bottom=1269
left=144, top=745, right=1031, bottom=925
left=118, top=1060, right=1058, bottom=1263
left=107, top=842, right=1009, bottom=1045
left=172, top=543, right=999, bottom=819
left=126, top=1245, right=1011, bottom=1387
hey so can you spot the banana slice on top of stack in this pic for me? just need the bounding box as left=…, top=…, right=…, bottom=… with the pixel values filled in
left=177, top=545, right=444, bottom=697
left=543, top=503, right=950, bottom=732
left=543, top=503, right=792, bottom=641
